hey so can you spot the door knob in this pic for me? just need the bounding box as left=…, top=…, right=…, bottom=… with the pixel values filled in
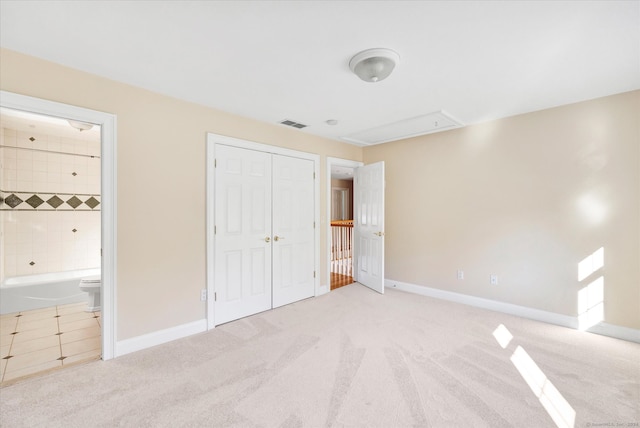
left=264, top=237, right=271, bottom=243
left=373, top=231, right=385, bottom=237
left=274, top=235, right=285, bottom=241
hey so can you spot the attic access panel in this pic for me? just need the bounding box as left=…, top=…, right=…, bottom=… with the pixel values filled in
left=342, top=110, right=463, bottom=146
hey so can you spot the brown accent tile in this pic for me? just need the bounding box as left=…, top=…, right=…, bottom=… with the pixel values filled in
left=1, top=344, right=11, bottom=359
left=0, top=333, right=15, bottom=348
left=18, top=309, right=59, bottom=323
left=0, top=317, right=18, bottom=335
left=62, top=350, right=101, bottom=366
left=2, top=360, right=62, bottom=383
left=4, top=346, right=61, bottom=373
left=0, top=312, right=20, bottom=321
left=0, top=304, right=102, bottom=384
left=11, top=327, right=59, bottom=343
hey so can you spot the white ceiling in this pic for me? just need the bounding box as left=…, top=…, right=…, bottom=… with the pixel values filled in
left=1, top=1, right=638, bottom=146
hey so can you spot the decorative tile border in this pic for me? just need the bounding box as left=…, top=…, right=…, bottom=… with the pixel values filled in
left=0, top=190, right=100, bottom=211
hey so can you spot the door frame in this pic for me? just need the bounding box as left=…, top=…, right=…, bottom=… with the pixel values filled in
left=1, top=90, right=117, bottom=360
left=325, top=157, right=363, bottom=294
left=206, top=133, right=320, bottom=329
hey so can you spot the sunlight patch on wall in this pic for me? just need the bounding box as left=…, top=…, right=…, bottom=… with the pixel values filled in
left=577, top=247, right=605, bottom=330
left=578, top=247, right=604, bottom=282
left=578, top=277, right=604, bottom=330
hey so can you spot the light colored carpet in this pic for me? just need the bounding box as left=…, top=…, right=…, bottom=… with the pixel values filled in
left=1, top=284, right=638, bottom=427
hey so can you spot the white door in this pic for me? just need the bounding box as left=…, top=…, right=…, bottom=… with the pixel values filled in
left=214, top=145, right=272, bottom=324
left=272, top=155, right=315, bottom=308
left=354, top=162, right=385, bottom=294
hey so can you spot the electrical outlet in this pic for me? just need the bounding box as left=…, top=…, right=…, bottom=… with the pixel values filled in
left=490, top=275, right=498, bottom=285
left=200, top=289, right=207, bottom=301
left=457, top=270, right=464, bottom=280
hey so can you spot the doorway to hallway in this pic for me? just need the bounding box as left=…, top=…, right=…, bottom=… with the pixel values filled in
left=326, top=157, right=386, bottom=294
left=328, top=158, right=359, bottom=290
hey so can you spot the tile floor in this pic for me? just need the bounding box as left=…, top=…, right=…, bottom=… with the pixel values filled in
left=0, top=302, right=101, bottom=385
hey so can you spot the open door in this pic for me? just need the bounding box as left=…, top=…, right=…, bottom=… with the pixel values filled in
left=354, top=162, right=385, bottom=294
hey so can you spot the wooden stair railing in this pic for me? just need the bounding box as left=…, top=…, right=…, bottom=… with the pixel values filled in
left=331, top=220, right=353, bottom=277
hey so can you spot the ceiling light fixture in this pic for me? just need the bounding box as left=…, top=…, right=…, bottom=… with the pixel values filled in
left=349, top=48, right=400, bottom=83
left=67, top=119, right=94, bottom=132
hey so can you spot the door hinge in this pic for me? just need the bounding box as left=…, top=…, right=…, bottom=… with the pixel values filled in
left=313, top=221, right=315, bottom=228
left=214, top=159, right=217, bottom=168
left=214, top=292, right=217, bottom=301
left=313, top=172, right=316, bottom=179
left=313, top=271, right=316, bottom=278
left=214, top=225, right=217, bottom=235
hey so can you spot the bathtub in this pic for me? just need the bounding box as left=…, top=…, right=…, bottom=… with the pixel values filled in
left=0, top=268, right=100, bottom=315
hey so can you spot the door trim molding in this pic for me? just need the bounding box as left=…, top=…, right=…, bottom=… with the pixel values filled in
left=325, top=157, right=363, bottom=294
left=0, top=90, right=118, bottom=360
left=206, top=133, right=320, bottom=329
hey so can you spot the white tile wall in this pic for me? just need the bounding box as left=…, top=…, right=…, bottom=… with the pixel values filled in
left=1, top=127, right=101, bottom=280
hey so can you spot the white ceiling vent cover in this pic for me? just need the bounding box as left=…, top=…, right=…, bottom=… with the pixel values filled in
left=342, top=111, right=463, bottom=146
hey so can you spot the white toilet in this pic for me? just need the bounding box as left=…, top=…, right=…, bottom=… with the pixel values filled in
left=79, top=275, right=101, bottom=312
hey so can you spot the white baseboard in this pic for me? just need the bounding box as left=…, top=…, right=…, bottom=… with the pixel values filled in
left=386, top=279, right=640, bottom=344
left=587, top=322, right=640, bottom=343
left=115, top=319, right=207, bottom=357
left=317, top=284, right=329, bottom=296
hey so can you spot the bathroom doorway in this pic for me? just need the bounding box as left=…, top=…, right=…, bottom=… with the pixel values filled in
left=0, top=108, right=102, bottom=383
left=0, top=92, right=116, bottom=384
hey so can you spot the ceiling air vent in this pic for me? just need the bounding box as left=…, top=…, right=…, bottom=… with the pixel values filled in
left=279, top=119, right=308, bottom=129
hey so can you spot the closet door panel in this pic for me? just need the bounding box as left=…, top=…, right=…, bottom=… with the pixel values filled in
left=272, top=155, right=315, bottom=308
left=214, top=145, right=272, bottom=325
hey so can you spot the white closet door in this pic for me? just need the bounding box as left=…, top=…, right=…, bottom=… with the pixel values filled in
left=355, top=161, right=385, bottom=294
left=272, top=155, right=315, bottom=308
left=214, top=145, right=272, bottom=325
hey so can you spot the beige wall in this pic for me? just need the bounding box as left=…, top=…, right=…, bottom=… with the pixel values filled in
left=364, top=91, right=640, bottom=329
left=0, top=49, right=362, bottom=340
